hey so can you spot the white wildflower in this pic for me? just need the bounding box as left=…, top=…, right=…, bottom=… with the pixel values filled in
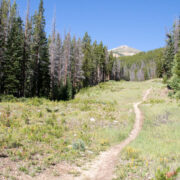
left=90, top=117, right=95, bottom=122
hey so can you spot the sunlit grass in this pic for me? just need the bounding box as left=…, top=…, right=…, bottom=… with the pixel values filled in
left=115, top=79, right=180, bottom=180
left=0, top=80, right=152, bottom=178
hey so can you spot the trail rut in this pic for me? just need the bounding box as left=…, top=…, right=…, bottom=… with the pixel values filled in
left=75, top=88, right=152, bottom=180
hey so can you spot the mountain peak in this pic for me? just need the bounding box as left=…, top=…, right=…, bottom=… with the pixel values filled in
left=109, top=45, right=141, bottom=57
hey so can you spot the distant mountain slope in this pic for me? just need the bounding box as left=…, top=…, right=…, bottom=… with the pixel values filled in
left=109, top=45, right=141, bottom=57
left=111, top=48, right=164, bottom=81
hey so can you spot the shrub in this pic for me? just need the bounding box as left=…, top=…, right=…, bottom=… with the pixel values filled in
left=19, top=166, right=29, bottom=174
left=174, top=91, right=180, bottom=99
left=168, top=75, right=180, bottom=92
left=154, top=168, right=169, bottom=180
left=0, top=95, right=17, bottom=102
left=72, top=139, right=85, bottom=151
left=154, top=167, right=180, bottom=180
left=163, top=75, right=168, bottom=84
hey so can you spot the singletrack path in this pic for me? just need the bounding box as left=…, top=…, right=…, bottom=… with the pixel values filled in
left=75, top=88, right=152, bottom=180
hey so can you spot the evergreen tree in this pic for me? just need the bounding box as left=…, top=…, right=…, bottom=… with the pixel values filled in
left=168, top=51, right=180, bottom=94
left=169, top=34, right=180, bottom=94
left=0, top=3, right=3, bottom=93
left=0, top=0, right=10, bottom=94
left=0, top=0, right=121, bottom=100
left=173, top=51, right=180, bottom=77
left=56, top=33, right=62, bottom=82
left=70, top=36, right=77, bottom=88
left=99, top=42, right=105, bottom=82
left=163, top=33, right=175, bottom=79
left=65, top=76, right=72, bottom=100
left=49, top=15, right=56, bottom=98
left=23, top=0, right=32, bottom=97
left=82, top=32, right=92, bottom=86
left=75, top=38, right=84, bottom=89
left=108, top=51, right=115, bottom=79
left=62, top=32, right=71, bottom=84
left=4, top=16, right=24, bottom=96
left=92, top=41, right=99, bottom=84
left=31, top=0, right=50, bottom=97
left=103, top=46, right=109, bottom=81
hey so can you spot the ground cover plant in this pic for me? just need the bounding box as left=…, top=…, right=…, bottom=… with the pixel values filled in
left=114, top=79, right=180, bottom=180
left=0, top=80, right=152, bottom=179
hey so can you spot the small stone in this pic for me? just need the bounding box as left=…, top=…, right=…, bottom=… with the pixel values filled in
left=87, top=150, right=93, bottom=154
left=90, top=117, right=95, bottom=122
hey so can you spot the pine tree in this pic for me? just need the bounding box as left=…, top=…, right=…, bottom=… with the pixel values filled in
left=70, top=36, right=76, bottom=88
left=168, top=50, right=180, bottom=94
left=173, top=18, right=180, bottom=54
left=0, top=0, right=10, bottom=94
left=62, top=32, right=71, bottom=84
left=23, top=0, right=32, bottom=97
left=0, top=2, right=3, bottom=93
left=65, top=76, right=72, bottom=100
left=163, top=33, right=175, bottom=79
left=82, top=32, right=92, bottom=86
left=173, top=51, right=180, bottom=77
left=31, top=0, right=50, bottom=97
left=108, top=51, right=115, bottom=79
left=103, top=46, right=109, bottom=81
left=99, top=42, right=105, bottom=82
left=75, top=38, right=84, bottom=89
left=4, top=16, right=24, bottom=96
left=0, top=0, right=121, bottom=100
left=92, top=41, right=99, bottom=84
left=56, top=33, right=62, bottom=82
left=49, top=15, right=56, bottom=98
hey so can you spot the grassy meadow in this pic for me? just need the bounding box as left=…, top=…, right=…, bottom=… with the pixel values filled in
left=0, top=80, right=151, bottom=179
left=1, top=79, right=179, bottom=179
left=114, top=79, right=180, bottom=180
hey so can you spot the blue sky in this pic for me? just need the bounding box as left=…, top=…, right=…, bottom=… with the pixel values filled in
left=16, top=0, right=180, bottom=51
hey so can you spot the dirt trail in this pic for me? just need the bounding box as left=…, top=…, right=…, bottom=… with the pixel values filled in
left=22, top=88, right=151, bottom=180
left=74, top=88, right=152, bottom=180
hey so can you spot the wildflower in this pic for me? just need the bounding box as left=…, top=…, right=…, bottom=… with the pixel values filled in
left=90, top=117, right=95, bottom=122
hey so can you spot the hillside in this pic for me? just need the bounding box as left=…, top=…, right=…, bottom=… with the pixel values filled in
left=111, top=48, right=164, bottom=81
left=109, top=45, right=141, bottom=57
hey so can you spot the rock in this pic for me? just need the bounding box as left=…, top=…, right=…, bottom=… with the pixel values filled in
left=113, top=120, right=118, bottom=123
left=87, top=150, right=93, bottom=154
left=90, top=117, right=95, bottom=122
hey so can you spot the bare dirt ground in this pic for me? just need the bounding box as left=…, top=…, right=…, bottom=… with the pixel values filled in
left=72, top=88, right=152, bottom=180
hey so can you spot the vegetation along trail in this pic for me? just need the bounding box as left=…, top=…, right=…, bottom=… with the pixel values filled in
left=75, top=88, right=152, bottom=180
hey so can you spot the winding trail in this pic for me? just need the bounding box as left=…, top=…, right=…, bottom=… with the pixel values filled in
left=75, top=88, right=152, bottom=180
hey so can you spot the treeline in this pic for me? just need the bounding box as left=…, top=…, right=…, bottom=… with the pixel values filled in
left=0, top=0, right=115, bottom=100
left=111, top=48, right=164, bottom=81
left=1, top=0, right=179, bottom=100
left=110, top=16, right=180, bottom=98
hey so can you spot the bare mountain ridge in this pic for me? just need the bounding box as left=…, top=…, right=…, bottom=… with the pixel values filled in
left=109, top=45, right=141, bottom=57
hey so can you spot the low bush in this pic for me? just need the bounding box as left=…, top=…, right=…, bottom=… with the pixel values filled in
left=72, top=139, right=85, bottom=151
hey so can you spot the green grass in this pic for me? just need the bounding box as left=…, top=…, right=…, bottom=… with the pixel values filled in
left=0, top=80, right=152, bottom=178
left=114, top=79, right=180, bottom=180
